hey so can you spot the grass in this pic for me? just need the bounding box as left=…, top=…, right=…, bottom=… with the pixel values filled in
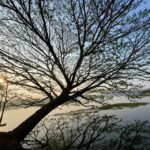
left=54, top=102, right=149, bottom=116
left=140, top=91, right=150, bottom=97
left=99, top=102, right=148, bottom=110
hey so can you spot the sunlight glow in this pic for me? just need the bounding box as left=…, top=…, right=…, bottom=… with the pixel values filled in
left=0, top=78, right=5, bottom=84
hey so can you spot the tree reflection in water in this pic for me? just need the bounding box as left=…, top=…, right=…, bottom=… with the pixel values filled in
left=23, top=113, right=150, bottom=150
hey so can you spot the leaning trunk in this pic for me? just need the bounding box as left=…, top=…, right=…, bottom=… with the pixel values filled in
left=9, top=95, right=68, bottom=143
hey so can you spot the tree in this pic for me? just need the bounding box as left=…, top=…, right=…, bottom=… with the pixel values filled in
left=0, top=76, right=18, bottom=127
left=0, top=76, right=8, bottom=127
left=0, top=0, right=150, bottom=148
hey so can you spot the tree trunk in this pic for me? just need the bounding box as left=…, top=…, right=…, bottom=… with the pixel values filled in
left=9, top=95, right=68, bottom=143
left=0, top=100, right=7, bottom=125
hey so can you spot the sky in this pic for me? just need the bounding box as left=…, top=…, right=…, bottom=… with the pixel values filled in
left=141, top=0, right=150, bottom=9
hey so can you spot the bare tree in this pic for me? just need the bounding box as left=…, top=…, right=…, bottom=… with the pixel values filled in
left=0, top=0, right=150, bottom=148
left=0, top=76, right=8, bottom=127
left=0, top=76, right=19, bottom=127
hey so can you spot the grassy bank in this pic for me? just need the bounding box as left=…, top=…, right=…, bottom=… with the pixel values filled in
left=54, top=102, right=149, bottom=116
left=99, top=102, right=148, bottom=110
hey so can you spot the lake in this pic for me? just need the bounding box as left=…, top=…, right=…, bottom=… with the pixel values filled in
left=0, top=95, right=150, bottom=132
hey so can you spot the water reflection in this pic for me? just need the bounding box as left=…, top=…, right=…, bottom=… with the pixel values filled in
left=24, top=114, right=150, bottom=150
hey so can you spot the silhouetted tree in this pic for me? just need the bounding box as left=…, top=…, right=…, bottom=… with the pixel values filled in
left=0, top=0, right=150, bottom=148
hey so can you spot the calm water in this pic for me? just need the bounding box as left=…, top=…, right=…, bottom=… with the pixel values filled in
left=0, top=96, right=150, bottom=132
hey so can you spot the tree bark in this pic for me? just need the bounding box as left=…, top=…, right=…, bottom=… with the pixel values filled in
left=9, top=95, right=69, bottom=143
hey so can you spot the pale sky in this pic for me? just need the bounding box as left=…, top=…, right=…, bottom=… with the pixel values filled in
left=141, top=0, right=150, bottom=9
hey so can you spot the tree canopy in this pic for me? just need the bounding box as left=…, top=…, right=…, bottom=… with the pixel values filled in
left=0, top=0, right=150, bottom=147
